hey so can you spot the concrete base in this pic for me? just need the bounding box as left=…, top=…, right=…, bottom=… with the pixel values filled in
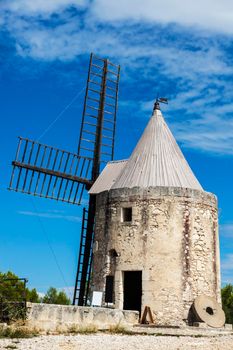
left=26, top=303, right=139, bottom=331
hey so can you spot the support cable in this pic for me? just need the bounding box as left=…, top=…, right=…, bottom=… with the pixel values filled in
left=37, top=66, right=103, bottom=142
left=37, top=87, right=86, bottom=142
left=30, top=197, right=73, bottom=300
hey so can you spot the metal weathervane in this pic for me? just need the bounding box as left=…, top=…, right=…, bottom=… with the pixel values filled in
left=8, top=53, right=121, bottom=306
left=153, top=97, right=168, bottom=111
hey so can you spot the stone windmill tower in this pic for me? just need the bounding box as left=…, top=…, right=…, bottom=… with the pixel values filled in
left=89, top=100, right=222, bottom=326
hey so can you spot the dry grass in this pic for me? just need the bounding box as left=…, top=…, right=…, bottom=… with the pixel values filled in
left=0, top=326, right=39, bottom=339
left=65, top=324, right=98, bottom=335
left=108, top=324, right=134, bottom=335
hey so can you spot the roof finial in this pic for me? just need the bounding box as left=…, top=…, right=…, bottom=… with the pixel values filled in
left=153, top=97, right=168, bottom=112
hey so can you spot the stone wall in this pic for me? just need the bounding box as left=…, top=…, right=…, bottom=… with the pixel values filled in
left=92, top=186, right=221, bottom=326
left=26, top=303, right=139, bottom=331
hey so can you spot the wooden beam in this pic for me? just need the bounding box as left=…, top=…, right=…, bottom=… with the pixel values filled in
left=12, top=161, right=93, bottom=187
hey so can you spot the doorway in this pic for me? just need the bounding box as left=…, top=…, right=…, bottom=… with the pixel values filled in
left=123, top=271, right=142, bottom=314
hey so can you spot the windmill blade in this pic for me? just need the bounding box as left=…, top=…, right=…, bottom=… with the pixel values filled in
left=77, top=53, right=120, bottom=177
left=7, top=53, right=121, bottom=307
left=9, top=137, right=93, bottom=205
left=72, top=54, right=121, bottom=306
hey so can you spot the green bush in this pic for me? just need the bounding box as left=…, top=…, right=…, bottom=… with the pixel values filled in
left=221, top=284, right=233, bottom=324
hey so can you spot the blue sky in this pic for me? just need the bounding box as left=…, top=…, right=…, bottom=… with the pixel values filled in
left=0, top=0, right=233, bottom=297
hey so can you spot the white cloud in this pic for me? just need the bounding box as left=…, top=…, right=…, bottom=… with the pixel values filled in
left=221, top=254, right=233, bottom=285
left=137, top=45, right=233, bottom=155
left=220, top=224, right=233, bottom=238
left=2, top=0, right=88, bottom=16
left=18, top=210, right=81, bottom=223
left=91, top=0, right=233, bottom=35
left=3, top=0, right=233, bottom=35
left=170, top=113, right=233, bottom=155
left=2, top=0, right=233, bottom=155
left=7, top=23, right=233, bottom=154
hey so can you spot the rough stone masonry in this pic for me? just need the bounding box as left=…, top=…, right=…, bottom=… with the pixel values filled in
left=92, top=187, right=221, bottom=326
left=89, top=103, right=222, bottom=326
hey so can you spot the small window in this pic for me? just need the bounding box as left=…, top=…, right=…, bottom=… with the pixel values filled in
left=121, top=207, right=132, bottom=222
left=109, top=249, right=118, bottom=258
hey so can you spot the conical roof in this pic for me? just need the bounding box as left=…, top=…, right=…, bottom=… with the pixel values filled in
left=112, top=106, right=202, bottom=191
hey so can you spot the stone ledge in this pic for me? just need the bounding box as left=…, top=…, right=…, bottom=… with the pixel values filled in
left=108, top=186, right=217, bottom=206
left=26, top=303, right=139, bottom=331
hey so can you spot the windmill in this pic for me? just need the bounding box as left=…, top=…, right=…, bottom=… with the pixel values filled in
left=8, top=53, right=120, bottom=306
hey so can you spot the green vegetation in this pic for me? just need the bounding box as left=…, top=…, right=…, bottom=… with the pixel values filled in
left=0, top=271, right=70, bottom=306
left=0, top=271, right=41, bottom=321
left=0, top=271, right=40, bottom=303
left=42, top=287, right=70, bottom=305
left=221, top=284, right=233, bottom=324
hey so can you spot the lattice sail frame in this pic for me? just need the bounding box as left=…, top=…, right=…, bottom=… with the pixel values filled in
left=9, top=54, right=120, bottom=207
left=78, top=54, right=120, bottom=165
left=73, top=54, right=120, bottom=305
left=8, top=53, right=120, bottom=307
left=9, top=137, right=93, bottom=205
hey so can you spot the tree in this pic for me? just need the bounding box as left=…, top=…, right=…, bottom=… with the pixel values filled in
left=0, top=271, right=26, bottom=302
left=42, top=287, right=70, bottom=305
left=27, top=288, right=40, bottom=303
left=221, top=284, right=233, bottom=324
left=0, top=271, right=40, bottom=321
left=0, top=271, right=70, bottom=306
left=0, top=271, right=40, bottom=303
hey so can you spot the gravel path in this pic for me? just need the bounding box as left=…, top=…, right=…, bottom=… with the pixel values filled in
left=0, top=334, right=233, bottom=350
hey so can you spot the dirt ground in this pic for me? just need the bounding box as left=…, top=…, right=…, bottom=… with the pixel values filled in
left=1, top=333, right=233, bottom=350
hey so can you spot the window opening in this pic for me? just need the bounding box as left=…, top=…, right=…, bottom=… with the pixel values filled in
left=121, top=207, right=132, bottom=222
